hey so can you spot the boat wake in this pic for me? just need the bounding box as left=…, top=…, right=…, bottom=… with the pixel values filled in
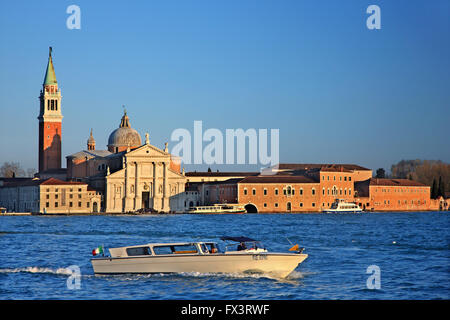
left=0, top=266, right=73, bottom=275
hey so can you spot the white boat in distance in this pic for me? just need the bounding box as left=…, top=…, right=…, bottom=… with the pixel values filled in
left=187, top=204, right=246, bottom=214
left=91, top=236, right=307, bottom=278
left=323, top=199, right=363, bottom=213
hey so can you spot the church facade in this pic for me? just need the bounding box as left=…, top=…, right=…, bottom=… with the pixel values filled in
left=66, top=110, right=187, bottom=213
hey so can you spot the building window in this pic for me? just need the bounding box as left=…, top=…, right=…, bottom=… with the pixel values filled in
left=287, top=202, right=291, bottom=211
left=55, top=202, right=58, bottom=208
left=46, top=194, right=49, bottom=199
left=312, top=202, right=315, bottom=207
left=252, top=188, right=256, bottom=195
left=299, top=188, right=303, bottom=196
left=349, top=177, right=351, bottom=181
left=78, top=202, right=82, bottom=207
left=275, top=188, right=279, bottom=195
left=243, top=188, right=248, bottom=195
left=263, top=203, right=267, bottom=207
left=287, top=186, right=292, bottom=195
left=274, top=203, right=278, bottom=208
left=263, top=188, right=267, bottom=196
left=349, top=188, right=351, bottom=195
left=55, top=194, right=58, bottom=199
left=344, top=177, right=347, bottom=181
left=322, top=188, right=325, bottom=196
left=69, top=202, right=73, bottom=207
left=312, top=188, right=316, bottom=195
left=299, top=202, right=303, bottom=207
left=46, top=202, right=49, bottom=208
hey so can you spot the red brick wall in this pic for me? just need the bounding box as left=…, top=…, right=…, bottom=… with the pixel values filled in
left=238, top=183, right=321, bottom=213
left=368, top=185, right=431, bottom=211
left=39, top=121, right=62, bottom=172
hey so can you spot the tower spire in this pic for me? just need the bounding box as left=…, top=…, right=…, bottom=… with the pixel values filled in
left=43, top=46, right=57, bottom=86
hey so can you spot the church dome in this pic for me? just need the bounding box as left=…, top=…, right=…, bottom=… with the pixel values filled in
left=107, top=109, right=142, bottom=153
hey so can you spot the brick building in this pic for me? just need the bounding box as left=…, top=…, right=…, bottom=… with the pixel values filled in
left=354, top=178, right=431, bottom=211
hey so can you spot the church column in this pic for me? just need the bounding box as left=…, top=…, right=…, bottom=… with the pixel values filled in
left=134, top=161, right=141, bottom=210
left=152, top=161, right=160, bottom=211
left=123, top=158, right=133, bottom=212
left=162, top=161, right=170, bottom=212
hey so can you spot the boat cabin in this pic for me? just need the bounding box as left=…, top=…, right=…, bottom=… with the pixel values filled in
left=108, top=242, right=222, bottom=258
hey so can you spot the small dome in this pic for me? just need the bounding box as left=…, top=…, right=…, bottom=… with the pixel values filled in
left=107, top=109, right=142, bottom=152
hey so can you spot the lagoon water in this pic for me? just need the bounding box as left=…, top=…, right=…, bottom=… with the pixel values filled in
left=0, top=212, right=448, bottom=300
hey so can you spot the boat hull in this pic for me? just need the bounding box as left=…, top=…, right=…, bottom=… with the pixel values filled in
left=91, top=253, right=307, bottom=278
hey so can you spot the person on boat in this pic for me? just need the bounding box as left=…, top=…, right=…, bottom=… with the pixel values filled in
left=237, top=242, right=246, bottom=251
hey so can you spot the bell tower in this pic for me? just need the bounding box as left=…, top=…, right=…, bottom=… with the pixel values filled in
left=38, top=47, right=63, bottom=172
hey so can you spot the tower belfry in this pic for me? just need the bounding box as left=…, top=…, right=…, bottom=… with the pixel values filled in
left=38, top=47, right=63, bottom=172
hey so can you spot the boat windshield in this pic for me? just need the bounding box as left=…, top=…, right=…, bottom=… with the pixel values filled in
left=201, top=242, right=222, bottom=254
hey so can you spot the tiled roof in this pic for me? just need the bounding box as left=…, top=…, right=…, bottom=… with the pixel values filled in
left=186, top=172, right=259, bottom=177
left=67, top=150, right=112, bottom=159
left=276, top=163, right=371, bottom=171
left=369, top=178, right=428, bottom=187
left=239, top=175, right=318, bottom=184
left=40, top=178, right=86, bottom=186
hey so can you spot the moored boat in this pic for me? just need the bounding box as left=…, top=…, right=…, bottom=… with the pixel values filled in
left=91, top=236, right=307, bottom=278
left=187, top=204, right=246, bottom=214
left=323, top=199, right=363, bottom=213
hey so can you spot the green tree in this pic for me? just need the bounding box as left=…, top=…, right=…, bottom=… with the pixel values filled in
left=438, top=176, right=445, bottom=198
left=431, top=178, right=437, bottom=199
left=375, top=168, right=385, bottom=178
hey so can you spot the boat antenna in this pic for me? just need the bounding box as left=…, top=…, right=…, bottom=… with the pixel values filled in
left=285, top=237, right=294, bottom=246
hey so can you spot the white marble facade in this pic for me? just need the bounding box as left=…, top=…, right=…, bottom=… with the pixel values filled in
left=104, top=143, right=186, bottom=213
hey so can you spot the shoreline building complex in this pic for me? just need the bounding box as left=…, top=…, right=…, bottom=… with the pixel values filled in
left=0, top=48, right=447, bottom=213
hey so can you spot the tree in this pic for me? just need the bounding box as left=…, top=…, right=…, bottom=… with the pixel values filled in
left=431, top=178, right=437, bottom=199
left=375, top=168, right=385, bottom=178
left=0, top=162, right=25, bottom=178
left=438, top=176, right=446, bottom=198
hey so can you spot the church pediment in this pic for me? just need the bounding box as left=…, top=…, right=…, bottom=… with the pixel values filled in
left=124, top=143, right=169, bottom=160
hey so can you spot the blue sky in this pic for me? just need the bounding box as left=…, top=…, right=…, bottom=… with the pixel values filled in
left=0, top=0, right=449, bottom=173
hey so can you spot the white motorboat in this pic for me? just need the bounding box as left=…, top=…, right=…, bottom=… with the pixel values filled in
left=91, top=236, right=307, bottom=278
left=187, top=204, right=246, bottom=214
left=323, top=199, right=363, bottom=213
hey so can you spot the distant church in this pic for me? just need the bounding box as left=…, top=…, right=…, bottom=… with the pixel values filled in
left=37, top=47, right=187, bottom=213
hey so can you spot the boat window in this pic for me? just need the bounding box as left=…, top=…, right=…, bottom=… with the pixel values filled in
left=126, top=247, right=152, bottom=256
left=153, top=244, right=199, bottom=255
left=153, top=246, right=173, bottom=255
